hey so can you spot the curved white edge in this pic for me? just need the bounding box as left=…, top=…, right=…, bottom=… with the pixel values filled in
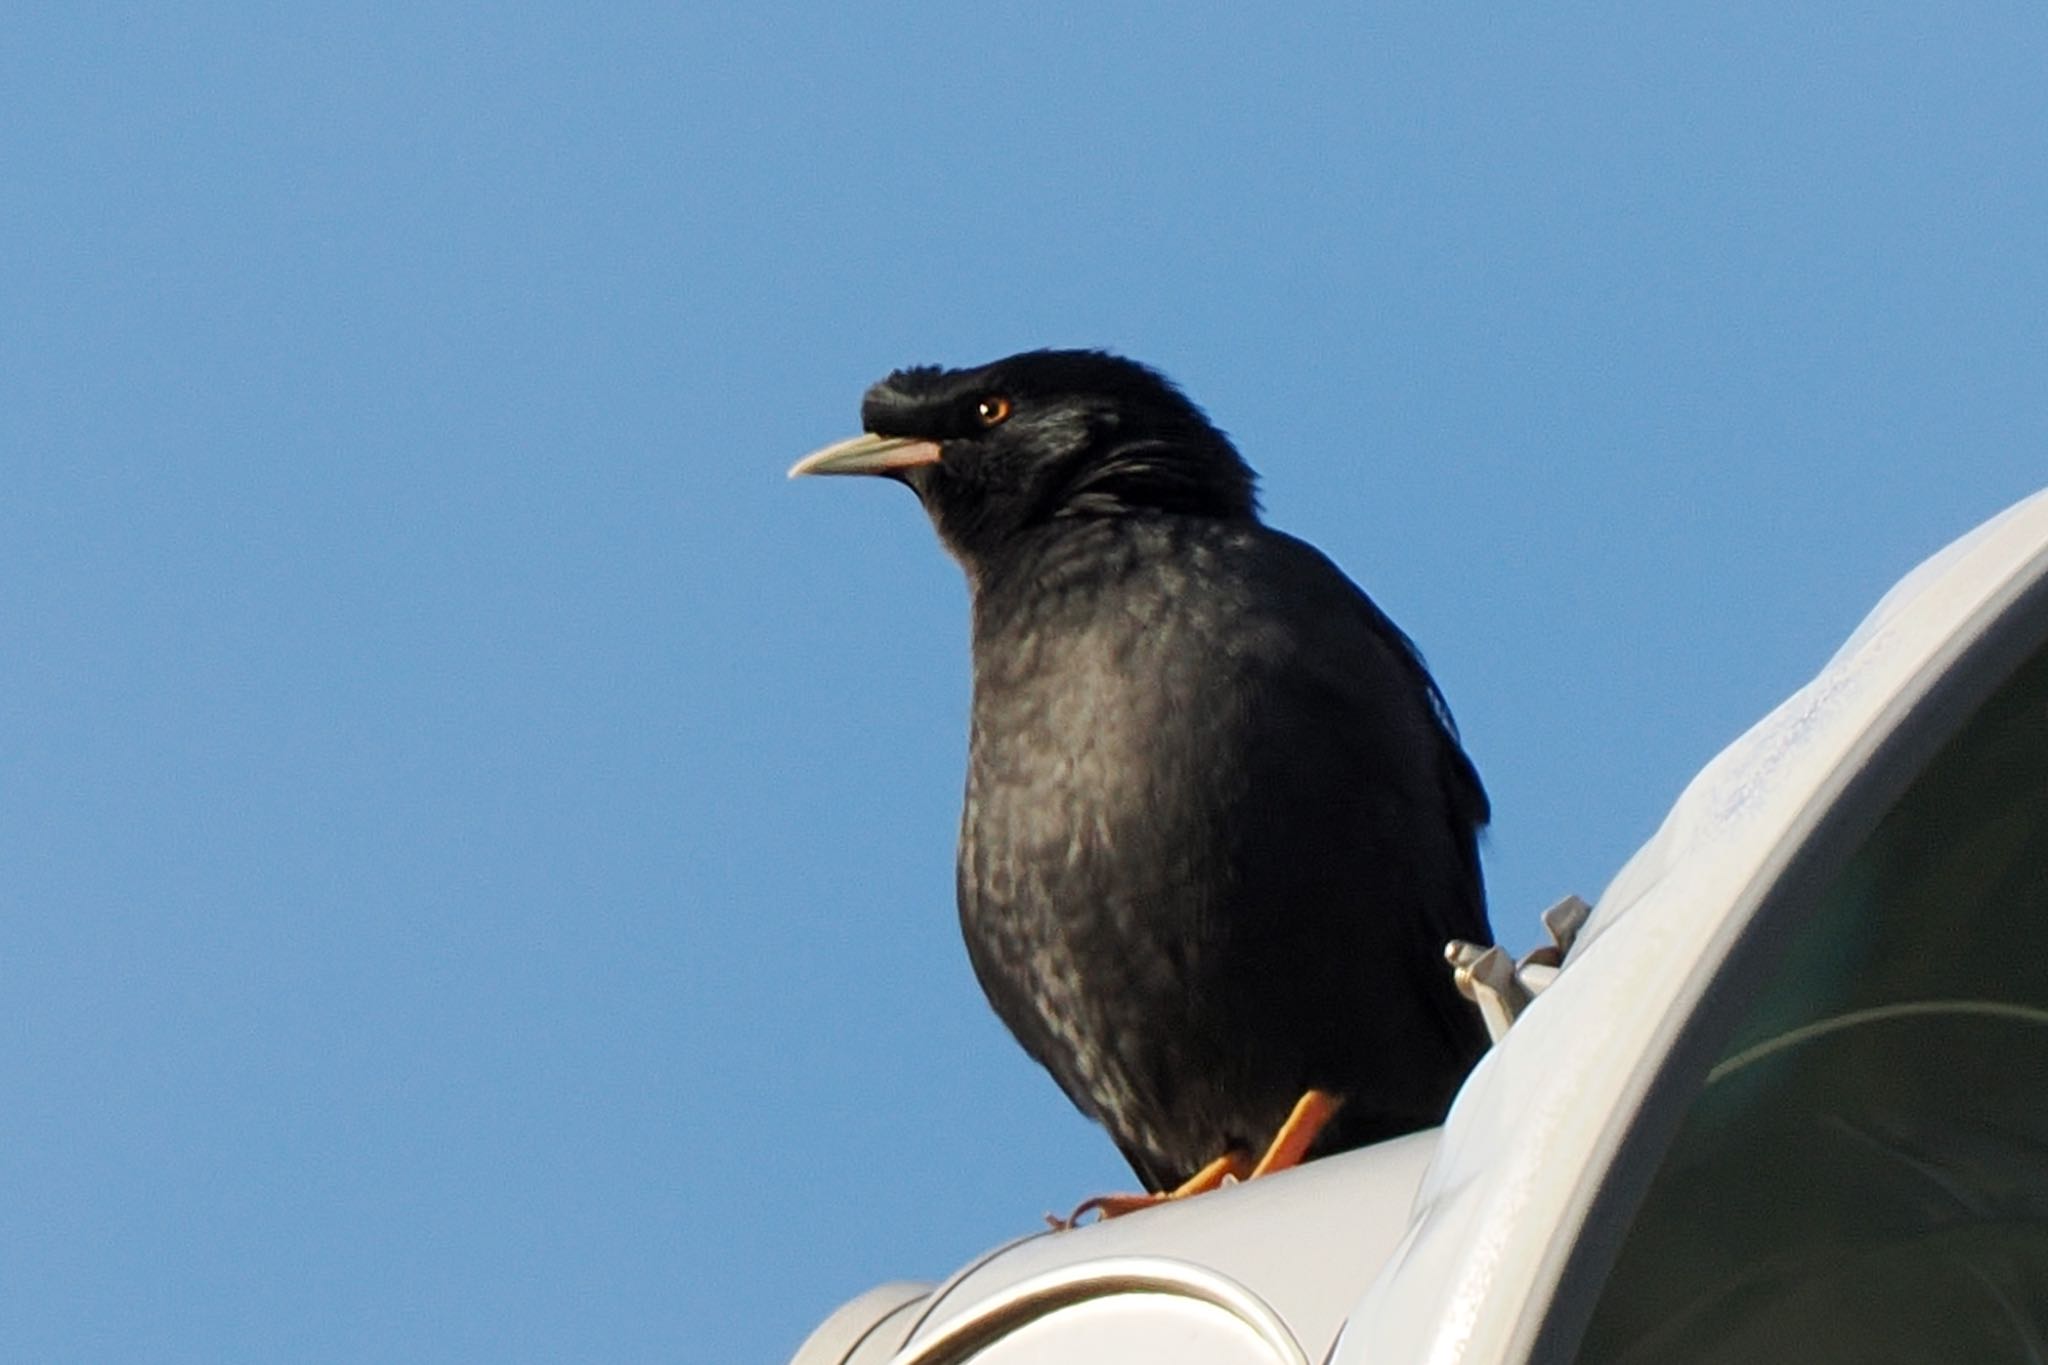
left=791, top=1280, right=936, bottom=1365
left=905, top=1128, right=1437, bottom=1355
left=1334, top=484, right=2048, bottom=1365
left=790, top=1129, right=1439, bottom=1365
left=885, top=1257, right=1309, bottom=1365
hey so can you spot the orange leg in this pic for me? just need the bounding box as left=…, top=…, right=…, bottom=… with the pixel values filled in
left=1048, top=1090, right=1346, bottom=1229
left=1248, top=1089, right=1343, bottom=1177
left=1050, top=1149, right=1253, bottom=1229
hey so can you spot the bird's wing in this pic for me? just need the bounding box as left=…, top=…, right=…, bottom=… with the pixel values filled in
left=1252, top=530, right=1494, bottom=955
left=1351, top=582, right=1490, bottom=940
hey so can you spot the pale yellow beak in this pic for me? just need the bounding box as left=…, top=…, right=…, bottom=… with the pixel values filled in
left=787, top=433, right=943, bottom=479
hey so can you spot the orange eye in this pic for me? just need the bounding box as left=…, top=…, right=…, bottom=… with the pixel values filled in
left=976, top=395, right=1013, bottom=427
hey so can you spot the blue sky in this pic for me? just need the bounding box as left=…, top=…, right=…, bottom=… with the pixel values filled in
left=3, top=5, right=2042, bottom=1361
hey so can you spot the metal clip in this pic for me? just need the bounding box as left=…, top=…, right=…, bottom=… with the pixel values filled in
left=1447, top=894, right=1592, bottom=1044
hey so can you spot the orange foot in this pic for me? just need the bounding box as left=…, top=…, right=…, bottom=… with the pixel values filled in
left=1049, top=1089, right=1345, bottom=1229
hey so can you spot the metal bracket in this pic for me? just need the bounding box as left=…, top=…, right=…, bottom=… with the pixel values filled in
left=1447, top=894, right=1592, bottom=1044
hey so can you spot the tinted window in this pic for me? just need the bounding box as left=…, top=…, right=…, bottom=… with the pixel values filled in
left=1578, top=640, right=2048, bottom=1361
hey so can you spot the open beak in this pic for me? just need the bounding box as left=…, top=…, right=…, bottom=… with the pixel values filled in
left=787, top=432, right=943, bottom=479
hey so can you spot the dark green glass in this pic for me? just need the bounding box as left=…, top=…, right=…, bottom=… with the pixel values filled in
left=1579, top=641, right=2048, bottom=1361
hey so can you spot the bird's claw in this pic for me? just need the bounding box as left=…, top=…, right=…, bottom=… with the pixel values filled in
left=1047, top=1192, right=1165, bottom=1230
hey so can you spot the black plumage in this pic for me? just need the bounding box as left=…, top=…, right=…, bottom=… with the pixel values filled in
left=792, top=349, right=1492, bottom=1194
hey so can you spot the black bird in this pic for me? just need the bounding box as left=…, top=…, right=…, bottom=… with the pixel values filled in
left=791, top=349, right=1491, bottom=1216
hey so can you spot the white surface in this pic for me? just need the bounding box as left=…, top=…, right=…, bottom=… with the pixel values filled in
left=790, top=1281, right=933, bottom=1365
left=959, top=1292, right=1287, bottom=1365
left=1335, top=484, right=2048, bottom=1365
left=897, top=1127, right=1438, bottom=1358
left=793, top=1129, right=1440, bottom=1364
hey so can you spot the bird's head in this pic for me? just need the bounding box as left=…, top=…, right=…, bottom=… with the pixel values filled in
left=789, top=349, right=1259, bottom=568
